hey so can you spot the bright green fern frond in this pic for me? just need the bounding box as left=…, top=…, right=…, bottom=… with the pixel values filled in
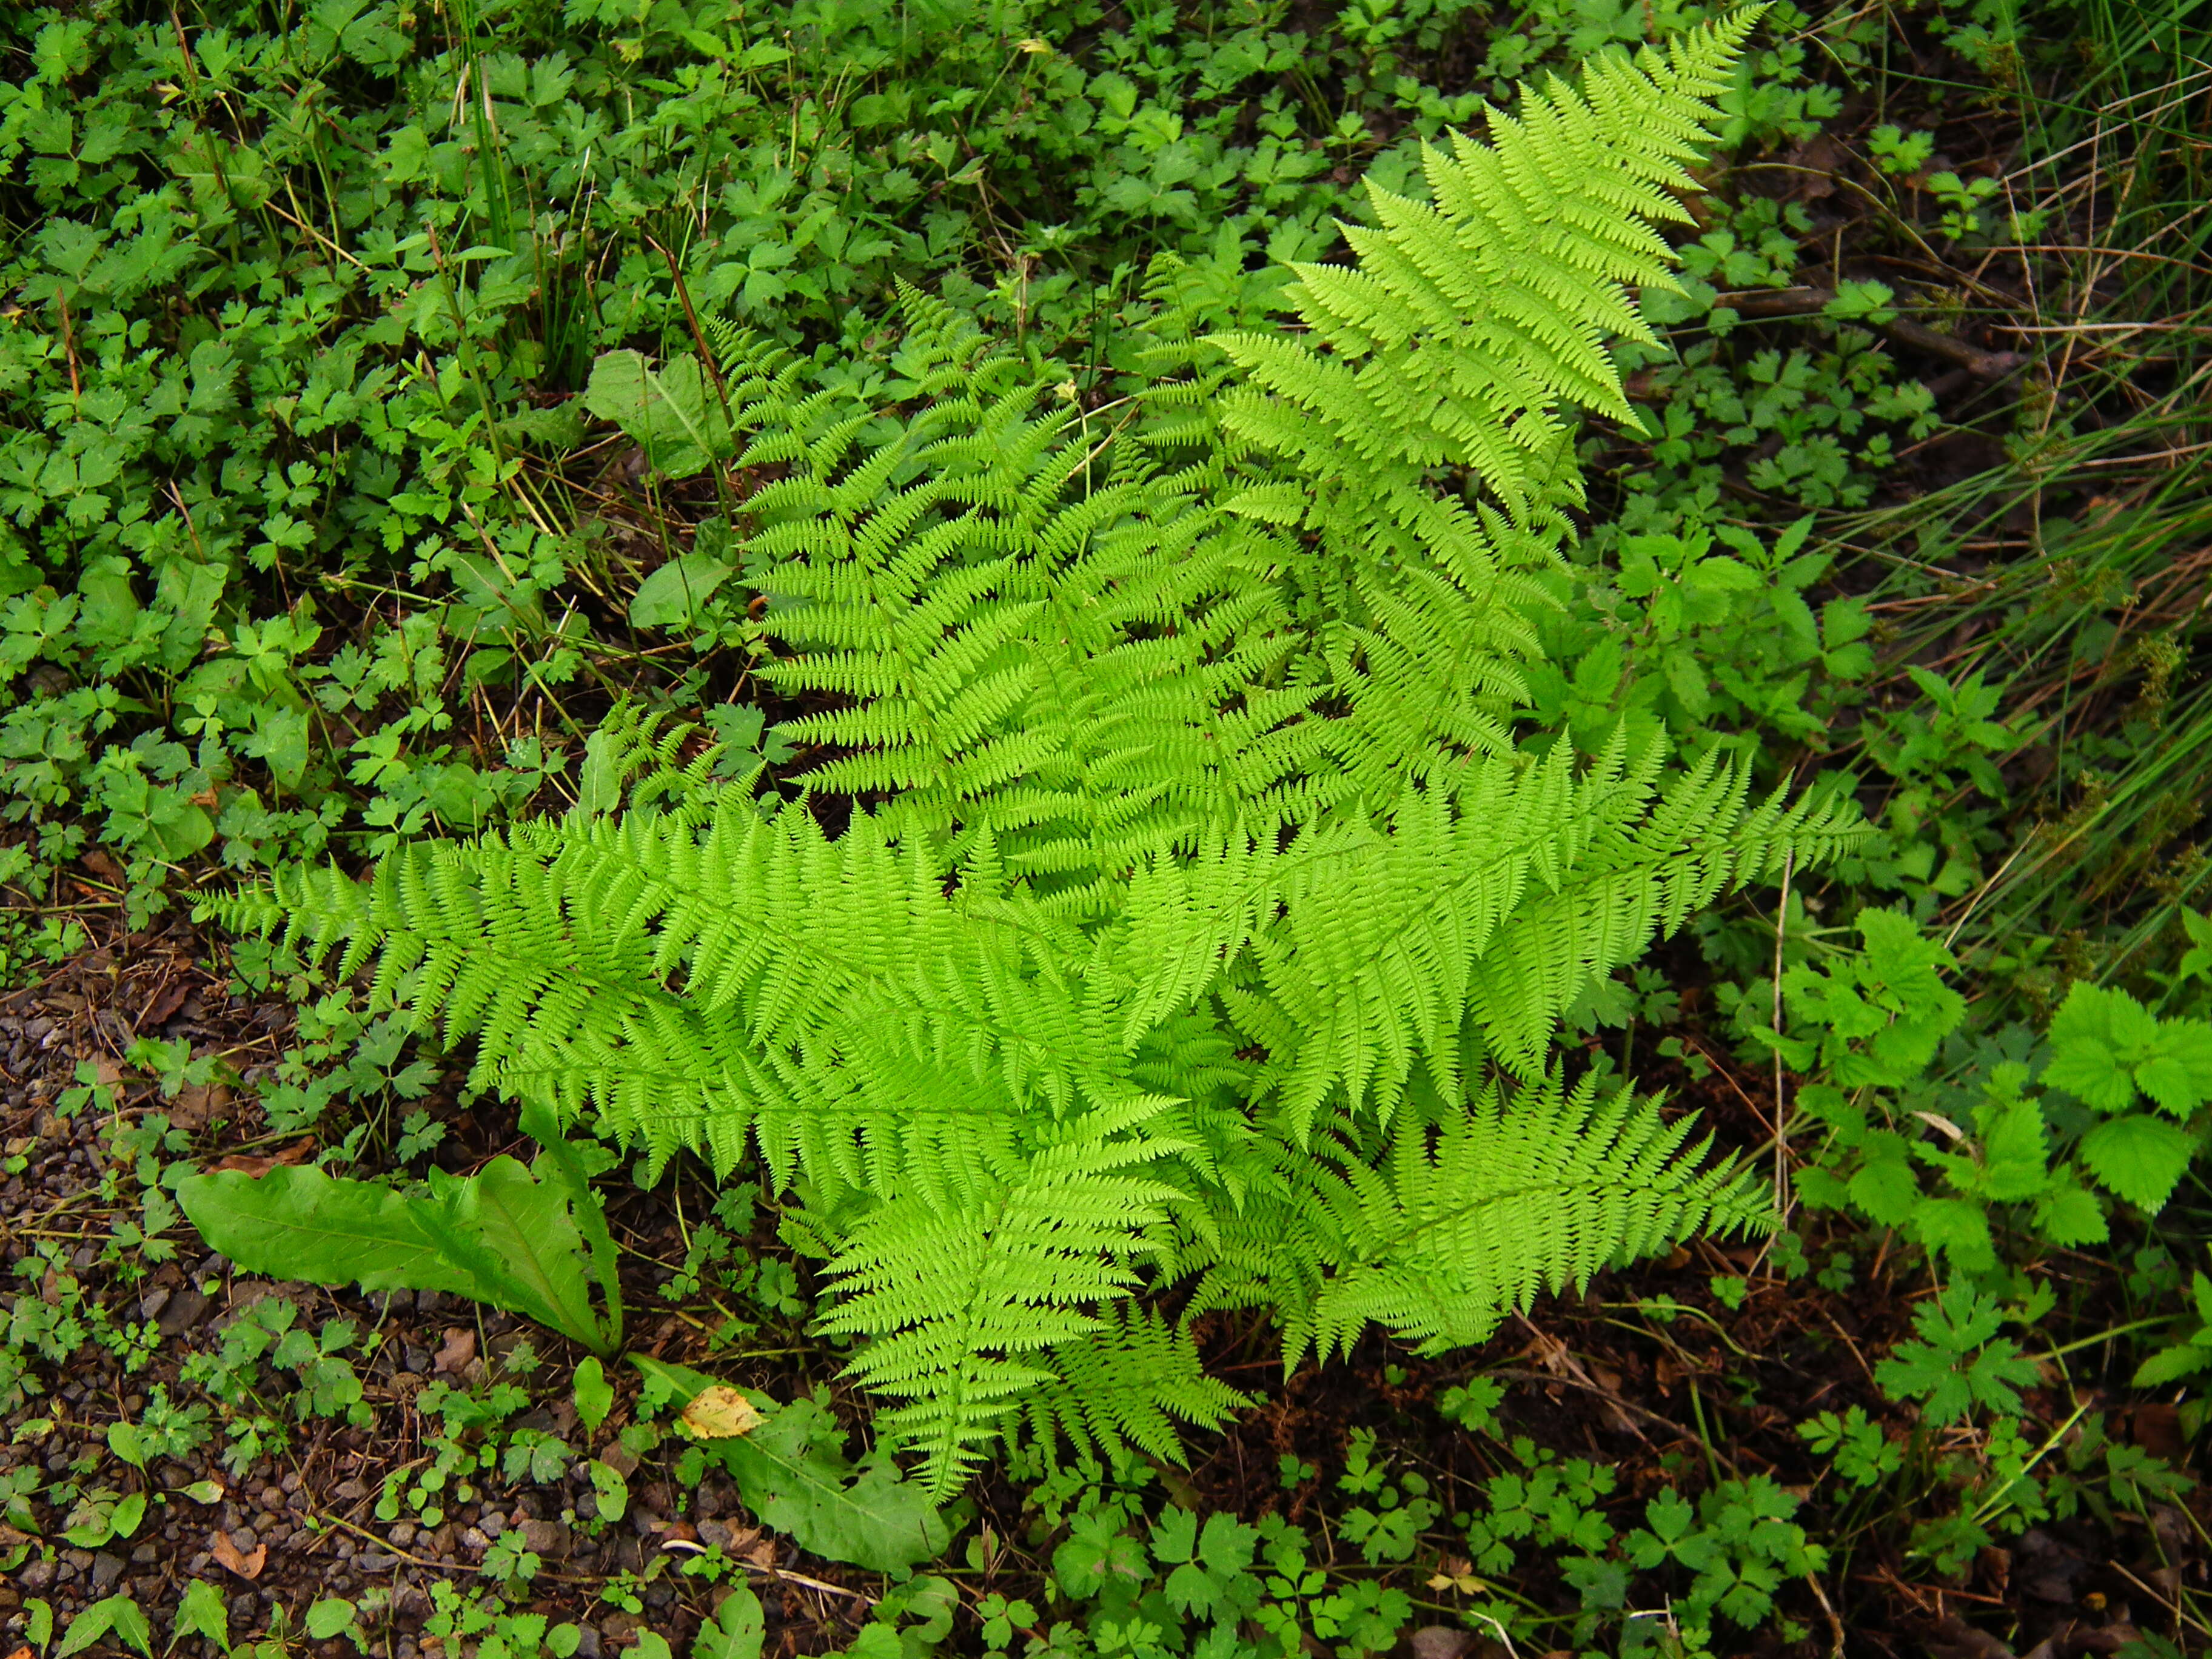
left=817, top=1111, right=1194, bottom=1496
left=1464, top=751, right=1866, bottom=1073
left=1023, top=1306, right=1253, bottom=1467
left=1219, top=1072, right=1770, bottom=1368
left=1209, top=15, right=1749, bottom=520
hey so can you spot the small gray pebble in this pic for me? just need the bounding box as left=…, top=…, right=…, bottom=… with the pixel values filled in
left=157, top=1287, right=212, bottom=1336
left=90, top=1552, right=125, bottom=1591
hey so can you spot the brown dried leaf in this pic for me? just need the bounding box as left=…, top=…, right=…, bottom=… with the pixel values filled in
left=209, top=1138, right=313, bottom=1176
left=170, top=1082, right=232, bottom=1131
left=139, top=979, right=190, bottom=1029
left=435, top=1328, right=478, bottom=1375
left=211, top=1530, right=267, bottom=1580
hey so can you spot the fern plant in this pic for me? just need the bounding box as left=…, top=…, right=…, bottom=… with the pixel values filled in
left=200, top=12, right=1859, bottom=1498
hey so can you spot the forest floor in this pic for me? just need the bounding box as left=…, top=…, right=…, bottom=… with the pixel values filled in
left=4, top=0, right=2211, bottom=1655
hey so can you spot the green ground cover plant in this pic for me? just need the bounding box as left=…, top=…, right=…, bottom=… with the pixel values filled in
left=5, top=0, right=2212, bottom=1652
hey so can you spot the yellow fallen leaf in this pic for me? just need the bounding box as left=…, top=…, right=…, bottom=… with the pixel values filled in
left=679, top=1386, right=765, bottom=1440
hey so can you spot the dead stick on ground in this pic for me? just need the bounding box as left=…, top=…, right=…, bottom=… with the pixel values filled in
left=1773, top=847, right=1795, bottom=1224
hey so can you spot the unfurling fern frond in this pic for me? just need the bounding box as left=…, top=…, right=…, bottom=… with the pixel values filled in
left=204, top=12, right=1853, bottom=1498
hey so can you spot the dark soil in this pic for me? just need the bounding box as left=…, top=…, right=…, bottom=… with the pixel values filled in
left=0, top=910, right=879, bottom=1657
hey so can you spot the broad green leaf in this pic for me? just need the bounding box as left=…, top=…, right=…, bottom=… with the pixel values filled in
left=1974, top=1098, right=2050, bottom=1202
left=1689, top=555, right=1762, bottom=592
left=107, top=1421, right=147, bottom=1469
left=693, top=1585, right=765, bottom=1659
left=717, top=1398, right=950, bottom=1575
left=2043, top=983, right=2202, bottom=1113
left=418, top=1157, right=608, bottom=1352
left=2079, top=1114, right=2196, bottom=1212
left=588, top=1459, right=629, bottom=1523
left=520, top=1102, right=623, bottom=1349
left=2043, top=1034, right=2136, bottom=1113
left=631, top=552, right=733, bottom=630
left=2137, top=1020, right=2212, bottom=1116
left=582, top=350, right=729, bottom=478
left=305, top=1599, right=358, bottom=1640
left=2032, top=1181, right=2106, bottom=1247
left=110, top=1492, right=145, bottom=1541
left=1909, top=1199, right=1993, bottom=1275
left=572, top=1355, right=614, bottom=1433
left=2133, top=1342, right=2212, bottom=1389
left=174, top=1579, right=231, bottom=1655
left=1845, top=1145, right=1917, bottom=1227
left=175, top=1164, right=481, bottom=1298
left=176, top=1147, right=615, bottom=1353
left=58, top=1595, right=151, bottom=1659
left=631, top=1357, right=947, bottom=1574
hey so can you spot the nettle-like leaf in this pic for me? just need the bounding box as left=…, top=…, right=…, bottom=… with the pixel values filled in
left=2077, top=1114, right=2198, bottom=1214
left=2045, top=982, right=2212, bottom=1118
left=2042, top=983, right=2211, bottom=1213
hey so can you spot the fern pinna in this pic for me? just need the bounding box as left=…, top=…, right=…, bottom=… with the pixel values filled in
left=212, top=13, right=1858, bottom=1497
